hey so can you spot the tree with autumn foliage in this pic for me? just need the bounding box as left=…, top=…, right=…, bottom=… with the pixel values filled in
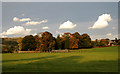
left=59, top=32, right=92, bottom=49
left=17, top=31, right=93, bottom=52
left=49, top=40, right=56, bottom=51
left=100, top=39, right=109, bottom=46
left=34, top=35, right=41, bottom=51
left=69, top=37, right=79, bottom=49
left=72, top=32, right=83, bottom=48
left=39, top=31, right=55, bottom=52
left=17, top=37, right=23, bottom=51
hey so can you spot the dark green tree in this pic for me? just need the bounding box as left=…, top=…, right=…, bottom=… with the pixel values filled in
left=115, top=38, right=118, bottom=43
left=95, top=39, right=100, bottom=47
left=64, top=36, right=69, bottom=49
left=56, top=34, right=62, bottom=49
left=91, top=41, right=96, bottom=47
left=81, top=34, right=91, bottom=48
left=62, top=33, right=71, bottom=49
left=22, top=35, right=36, bottom=51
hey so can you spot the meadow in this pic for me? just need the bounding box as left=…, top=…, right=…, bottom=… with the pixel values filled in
left=2, top=46, right=118, bottom=72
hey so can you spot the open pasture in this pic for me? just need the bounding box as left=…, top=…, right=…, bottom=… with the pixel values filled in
left=2, top=46, right=118, bottom=72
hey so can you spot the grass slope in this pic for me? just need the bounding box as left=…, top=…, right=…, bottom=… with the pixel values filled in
left=2, top=46, right=118, bottom=72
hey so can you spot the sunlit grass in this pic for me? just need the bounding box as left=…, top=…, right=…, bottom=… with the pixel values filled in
left=2, top=46, right=118, bottom=72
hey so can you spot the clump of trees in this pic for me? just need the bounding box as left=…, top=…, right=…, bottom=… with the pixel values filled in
left=91, top=39, right=109, bottom=47
left=59, top=32, right=92, bottom=49
left=2, top=31, right=120, bottom=53
left=100, top=39, right=109, bottom=46
left=17, top=31, right=92, bottom=52
left=91, top=38, right=120, bottom=47
left=2, top=38, right=19, bottom=53
left=18, top=31, right=56, bottom=52
left=113, top=38, right=120, bottom=45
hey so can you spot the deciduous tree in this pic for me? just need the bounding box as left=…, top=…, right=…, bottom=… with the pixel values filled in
left=39, top=31, right=54, bottom=52
left=81, top=33, right=91, bottom=48
left=17, top=37, right=23, bottom=51
left=22, top=35, right=36, bottom=51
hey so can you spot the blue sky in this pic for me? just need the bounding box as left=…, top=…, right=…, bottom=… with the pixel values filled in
left=1, top=2, right=118, bottom=40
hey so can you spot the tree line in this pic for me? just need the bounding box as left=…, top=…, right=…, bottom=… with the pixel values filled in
left=2, top=38, right=18, bottom=53
left=2, top=31, right=120, bottom=53
left=17, top=31, right=91, bottom=52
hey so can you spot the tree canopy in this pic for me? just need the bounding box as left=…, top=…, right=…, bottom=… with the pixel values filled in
left=22, top=35, right=36, bottom=51
left=16, top=31, right=117, bottom=52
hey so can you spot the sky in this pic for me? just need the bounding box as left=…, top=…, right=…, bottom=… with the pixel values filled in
left=0, top=2, right=118, bottom=40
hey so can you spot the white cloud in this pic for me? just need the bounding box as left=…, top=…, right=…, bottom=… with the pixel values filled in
left=33, top=33, right=37, bottom=36
left=13, top=17, right=31, bottom=22
left=23, top=20, right=48, bottom=25
left=42, top=26, right=49, bottom=29
left=19, top=18, right=31, bottom=22
left=0, top=26, right=31, bottom=35
left=13, top=17, right=19, bottom=22
left=88, top=14, right=112, bottom=29
left=106, top=33, right=112, bottom=36
left=59, top=20, right=77, bottom=29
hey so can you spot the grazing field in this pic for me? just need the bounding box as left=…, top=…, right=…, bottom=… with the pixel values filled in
left=2, top=46, right=118, bottom=72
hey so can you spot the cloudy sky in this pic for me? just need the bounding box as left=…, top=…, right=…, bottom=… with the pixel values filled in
left=0, top=2, right=118, bottom=40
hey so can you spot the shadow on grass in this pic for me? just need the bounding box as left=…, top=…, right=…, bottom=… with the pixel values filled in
left=2, top=55, right=118, bottom=72
left=2, top=56, right=56, bottom=63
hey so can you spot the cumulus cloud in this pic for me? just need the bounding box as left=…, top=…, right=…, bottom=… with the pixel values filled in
left=88, top=14, right=112, bottom=29
left=13, top=17, right=19, bottom=22
left=59, top=20, right=77, bottom=29
left=13, top=17, right=31, bottom=22
left=33, top=33, right=37, bottom=36
left=23, top=20, right=48, bottom=25
left=0, top=26, right=31, bottom=36
left=106, top=33, right=112, bottom=36
left=19, top=18, right=31, bottom=22
left=42, top=26, right=49, bottom=29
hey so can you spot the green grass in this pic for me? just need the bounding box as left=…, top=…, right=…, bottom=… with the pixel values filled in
left=2, top=46, right=118, bottom=72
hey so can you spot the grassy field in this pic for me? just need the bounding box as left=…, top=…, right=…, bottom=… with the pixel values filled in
left=2, top=46, right=118, bottom=72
